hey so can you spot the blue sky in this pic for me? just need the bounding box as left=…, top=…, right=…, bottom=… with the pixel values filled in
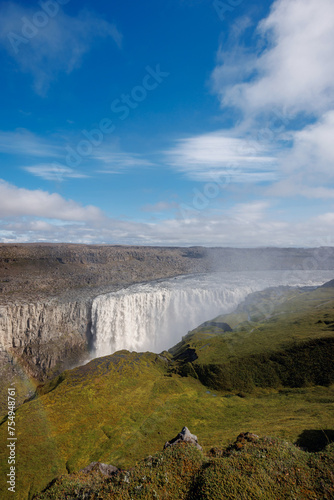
left=0, top=0, right=334, bottom=246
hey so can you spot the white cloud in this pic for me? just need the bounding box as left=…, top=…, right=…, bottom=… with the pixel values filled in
left=284, top=111, right=334, bottom=177
left=0, top=182, right=334, bottom=247
left=165, top=131, right=277, bottom=182
left=2, top=203, right=334, bottom=247
left=209, top=0, right=334, bottom=203
left=268, top=110, right=334, bottom=198
left=228, top=202, right=271, bottom=223
left=0, top=179, right=103, bottom=221
left=24, top=163, right=89, bottom=181
left=213, top=0, right=334, bottom=117
left=268, top=181, right=334, bottom=200
left=0, top=2, right=122, bottom=95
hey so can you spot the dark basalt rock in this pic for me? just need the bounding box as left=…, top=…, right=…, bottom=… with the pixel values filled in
left=173, top=347, right=198, bottom=363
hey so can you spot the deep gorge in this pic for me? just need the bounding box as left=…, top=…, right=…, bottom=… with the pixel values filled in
left=1, top=244, right=334, bottom=416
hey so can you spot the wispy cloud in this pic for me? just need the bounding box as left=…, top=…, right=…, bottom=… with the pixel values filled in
left=95, top=151, right=155, bottom=173
left=228, top=201, right=271, bottom=224
left=165, top=131, right=277, bottom=182
left=0, top=128, right=153, bottom=179
left=23, top=163, right=89, bottom=181
left=0, top=2, right=122, bottom=95
left=0, top=129, right=61, bottom=157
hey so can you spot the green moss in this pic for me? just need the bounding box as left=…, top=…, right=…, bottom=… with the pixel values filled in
left=35, top=438, right=334, bottom=500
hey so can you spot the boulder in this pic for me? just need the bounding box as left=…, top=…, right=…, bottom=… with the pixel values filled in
left=164, top=426, right=202, bottom=450
left=80, top=462, right=119, bottom=476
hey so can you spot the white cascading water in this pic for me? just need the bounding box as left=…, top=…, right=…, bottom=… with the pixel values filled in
left=91, top=270, right=334, bottom=358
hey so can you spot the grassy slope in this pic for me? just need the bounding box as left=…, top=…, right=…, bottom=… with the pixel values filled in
left=170, top=287, right=334, bottom=390
left=0, top=286, right=334, bottom=498
left=172, top=287, right=334, bottom=363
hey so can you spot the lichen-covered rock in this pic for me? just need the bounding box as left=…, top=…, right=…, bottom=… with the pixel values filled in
left=80, top=462, right=119, bottom=476
left=164, top=426, right=203, bottom=450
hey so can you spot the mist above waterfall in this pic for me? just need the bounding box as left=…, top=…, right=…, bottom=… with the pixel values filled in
left=90, top=270, right=334, bottom=358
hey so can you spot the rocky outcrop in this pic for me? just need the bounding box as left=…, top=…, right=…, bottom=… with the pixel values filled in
left=164, top=426, right=203, bottom=450
left=80, top=462, right=119, bottom=476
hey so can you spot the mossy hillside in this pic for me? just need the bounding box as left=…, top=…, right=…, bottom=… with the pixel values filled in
left=0, top=364, right=39, bottom=421
left=172, top=287, right=334, bottom=363
left=1, top=284, right=334, bottom=498
left=170, top=287, right=334, bottom=391
left=35, top=437, right=334, bottom=499
left=0, top=335, right=89, bottom=421
left=0, top=352, right=213, bottom=498
left=0, top=361, right=334, bottom=498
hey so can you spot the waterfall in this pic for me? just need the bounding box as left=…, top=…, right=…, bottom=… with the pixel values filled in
left=91, top=270, right=334, bottom=357
left=91, top=283, right=252, bottom=356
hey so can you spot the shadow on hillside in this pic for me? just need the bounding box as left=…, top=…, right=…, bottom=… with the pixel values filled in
left=295, top=429, right=334, bottom=452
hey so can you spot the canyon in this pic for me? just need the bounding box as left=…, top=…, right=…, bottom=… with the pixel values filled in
left=1, top=243, right=334, bottom=416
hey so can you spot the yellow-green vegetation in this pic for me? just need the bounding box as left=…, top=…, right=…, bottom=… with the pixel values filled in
left=35, top=437, right=334, bottom=499
left=171, top=286, right=334, bottom=391
left=0, top=364, right=38, bottom=419
left=0, top=284, right=334, bottom=498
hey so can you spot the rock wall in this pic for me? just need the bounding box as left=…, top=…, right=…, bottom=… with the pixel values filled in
left=0, top=295, right=95, bottom=419
left=0, top=298, right=92, bottom=380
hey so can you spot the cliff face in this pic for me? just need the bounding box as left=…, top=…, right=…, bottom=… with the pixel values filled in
left=0, top=298, right=92, bottom=378
left=0, top=295, right=97, bottom=419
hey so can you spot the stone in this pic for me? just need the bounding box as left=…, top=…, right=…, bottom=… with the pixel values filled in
left=80, top=461, right=119, bottom=476
left=164, top=426, right=202, bottom=450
